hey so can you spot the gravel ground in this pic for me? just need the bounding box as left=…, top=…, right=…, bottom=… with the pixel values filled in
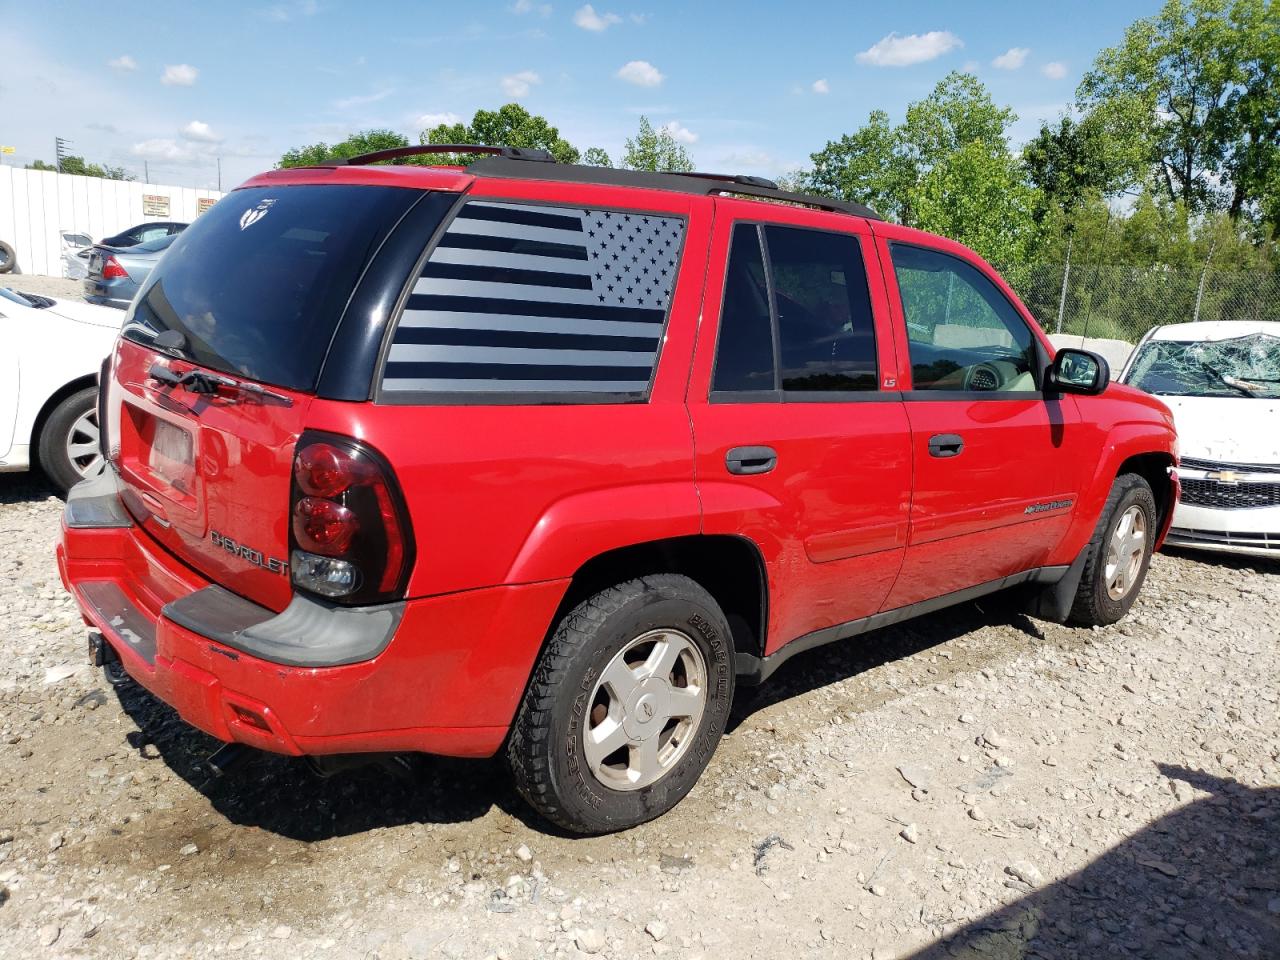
left=0, top=471, right=1277, bottom=960
left=2, top=275, right=85, bottom=300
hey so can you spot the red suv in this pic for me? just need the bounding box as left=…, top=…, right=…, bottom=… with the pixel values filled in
left=58, top=145, right=1178, bottom=834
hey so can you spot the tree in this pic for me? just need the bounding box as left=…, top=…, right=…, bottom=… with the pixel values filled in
left=803, top=71, right=1025, bottom=232
left=26, top=156, right=134, bottom=180
left=421, top=103, right=580, bottom=164
left=1021, top=115, right=1135, bottom=219
left=1078, top=0, right=1280, bottom=229
left=582, top=147, right=613, bottom=167
left=913, top=141, right=1040, bottom=265
left=620, top=117, right=694, bottom=173
left=279, top=129, right=411, bottom=167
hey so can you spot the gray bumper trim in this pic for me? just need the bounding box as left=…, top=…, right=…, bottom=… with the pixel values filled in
left=162, top=585, right=405, bottom=667
left=64, top=468, right=131, bottom=529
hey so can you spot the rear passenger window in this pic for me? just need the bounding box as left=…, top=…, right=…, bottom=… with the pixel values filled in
left=766, top=226, right=877, bottom=392
left=712, top=224, right=775, bottom=393
left=382, top=201, right=686, bottom=400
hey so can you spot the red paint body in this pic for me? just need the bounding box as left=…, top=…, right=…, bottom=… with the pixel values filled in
left=59, top=164, right=1178, bottom=758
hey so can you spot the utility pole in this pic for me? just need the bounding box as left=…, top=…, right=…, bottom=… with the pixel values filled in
left=55, top=136, right=71, bottom=173
left=144, top=161, right=150, bottom=183
left=217, top=156, right=222, bottom=191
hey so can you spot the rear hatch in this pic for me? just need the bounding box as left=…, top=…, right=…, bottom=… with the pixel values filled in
left=105, top=183, right=424, bottom=611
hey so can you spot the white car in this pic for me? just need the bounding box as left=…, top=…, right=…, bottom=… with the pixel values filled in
left=0, top=287, right=122, bottom=492
left=1120, top=320, right=1280, bottom=559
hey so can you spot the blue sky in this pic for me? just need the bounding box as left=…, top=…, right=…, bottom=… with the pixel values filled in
left=2, top=0, right=1160, bottom=191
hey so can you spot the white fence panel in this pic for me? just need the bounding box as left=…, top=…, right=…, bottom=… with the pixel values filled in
left=0, top=167, right=223, bottom=277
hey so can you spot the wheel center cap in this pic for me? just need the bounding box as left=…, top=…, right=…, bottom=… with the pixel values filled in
left=623, top=679, right=668, bottom=740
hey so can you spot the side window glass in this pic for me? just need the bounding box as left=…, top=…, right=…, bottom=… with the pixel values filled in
left=138, top=227, right=167, bottom=243
left=712, top=224, right=776, bottom=393
left=891, top=244, right=1038, bottom=392
left=765, top=226, right=877, bottom=392
left=383, top=201, right=686, bottom=398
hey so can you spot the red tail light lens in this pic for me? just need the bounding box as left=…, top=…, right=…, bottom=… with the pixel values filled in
left=293, top=497, right=358, bottom=554
left=102, top=256, right=128, bottom=280
left=289, top=434, right=413, bottom=604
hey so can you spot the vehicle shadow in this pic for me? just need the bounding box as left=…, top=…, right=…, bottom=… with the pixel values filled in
left=727, top=593, right=1044, bottom=733
left=905, top=766, right=1279, bottom=959
left=109, top=676, right=513, bottom=841
left=0, top=471, right=61, bottom=504
left=106, top=592, right=1049, bottom=841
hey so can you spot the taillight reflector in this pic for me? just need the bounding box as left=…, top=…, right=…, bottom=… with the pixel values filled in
left=102, top=256, right=128, bottom=280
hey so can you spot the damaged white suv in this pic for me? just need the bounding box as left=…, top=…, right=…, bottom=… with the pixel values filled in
left=1121, top=320, right=1280, bottom=558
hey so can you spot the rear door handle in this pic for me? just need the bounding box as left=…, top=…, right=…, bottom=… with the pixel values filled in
left=725, top=445, right=777, bottom=476
left=928, top=434, right=964, bottom=458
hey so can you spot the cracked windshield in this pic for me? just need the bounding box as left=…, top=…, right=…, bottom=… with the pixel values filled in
left=1126, top=333, right=1280, bottom=399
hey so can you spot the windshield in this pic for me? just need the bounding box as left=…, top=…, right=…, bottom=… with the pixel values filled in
left=1124, top=332, right=1280, bottom=399
left=123, top=184, right=424, bottom=392
left=133, top=234, right=178, bottom=254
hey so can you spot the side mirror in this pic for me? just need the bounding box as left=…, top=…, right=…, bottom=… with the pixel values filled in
left=1046, top=348, right=1109, bottom=396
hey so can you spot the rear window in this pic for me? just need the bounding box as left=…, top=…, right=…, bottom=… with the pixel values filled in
left=123, top=185, right=421, bottom=392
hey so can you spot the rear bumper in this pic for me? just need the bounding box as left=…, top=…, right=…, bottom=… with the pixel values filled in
left=58, top=470, right=568, bottom=758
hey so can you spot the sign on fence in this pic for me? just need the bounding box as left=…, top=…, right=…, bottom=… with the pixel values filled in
left=197, top=197, right=217, bottom=215
left=142, top=194, right=171, bottom=217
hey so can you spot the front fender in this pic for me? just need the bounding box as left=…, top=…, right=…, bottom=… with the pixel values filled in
left=504, top=481, right=702, bottom=584
left=1058, top=419, right=1177, bottom=561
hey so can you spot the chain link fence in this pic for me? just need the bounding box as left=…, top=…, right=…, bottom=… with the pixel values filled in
left=996, top=263, right=1280, bottom=345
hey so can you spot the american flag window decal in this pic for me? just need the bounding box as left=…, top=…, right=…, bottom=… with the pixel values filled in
left=381, top=200, right=687, bottom=398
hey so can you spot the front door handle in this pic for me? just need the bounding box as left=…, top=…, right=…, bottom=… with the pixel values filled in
left=725, top=445, right=777, bottom=475
left=928, top=433, right=964, bottom=458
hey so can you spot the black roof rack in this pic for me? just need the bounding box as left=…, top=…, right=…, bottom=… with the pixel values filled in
left=323, top=144, right=555, bottom=166
left=309, top=144, right=881, bottom=220
left=463, top=156, right=882, bottom=220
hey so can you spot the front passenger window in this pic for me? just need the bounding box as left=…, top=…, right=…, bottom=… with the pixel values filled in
left=891, top=244, right=1038, bottom=393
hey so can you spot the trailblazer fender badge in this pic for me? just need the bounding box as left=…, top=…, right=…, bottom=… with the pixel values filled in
left=1025, top=499, right=1074, bottom=515
left=210, top=530, right=288, bottom=576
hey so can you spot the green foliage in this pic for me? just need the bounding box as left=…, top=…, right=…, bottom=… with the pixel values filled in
left=421, top=103, right=580, bottom=165
left=621, top=117, right=694, bottom=173
left=26, top=156, right=134, bottom=180
left=278, top=129, right=411, bottom=168
left=1022, top=115, right=1138, bottom=219
left=582, top=147, right=613, bottom=167
left=1078, top=0, right=1280, bottom=234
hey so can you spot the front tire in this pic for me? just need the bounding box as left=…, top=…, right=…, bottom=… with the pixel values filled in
left=507, top=574, right=735, bottom=834
left=38, top=387, right=104, bottom=494
left=1068, top=473, right=1157, bottom=626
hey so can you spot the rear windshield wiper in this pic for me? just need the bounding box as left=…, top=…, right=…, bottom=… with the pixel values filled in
left=147, top=362, right=293, bottom=406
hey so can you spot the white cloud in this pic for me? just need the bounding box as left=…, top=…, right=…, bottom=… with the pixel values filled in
left=333, top=88, right=394, bottom=109
left=629, top=12, right=647, bottom=24
left=501, top=70, right=541, bottom=97
left=511, top=0, right=552, bottom=15
left=1042, top=61, right=1068, bottom=80
left=992, top=47, right=1030, bottom=70
left=108, top=55, right=137, bottom=71
left=960, top=60, right=981, bottom=74
left=811, top=78, right=830, bottom=94
left=415, top=112, right=462, bottom=129
left=573, top=4, right=621, bottom=30
left=661, top=121, right=697, bottom=144
left=257, top=0, right=319, bottom=21
left=130, top=138, right=201, bottom=164
left=856, top=31, right=962, bottom=67
left=181, top=121, right=222, bottom=143
left=161, top=64, right=198, bottom=86
left=616, top=59, right=663, bottom=87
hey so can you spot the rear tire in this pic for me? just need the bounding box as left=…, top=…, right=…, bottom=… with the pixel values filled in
left=507, top=574, right=735, bottom=834
left=1068, top=473, right=1157, bottom=626
left=0, top=240, right=15, bottom=274
left=38, top=387, right=104, bottom=494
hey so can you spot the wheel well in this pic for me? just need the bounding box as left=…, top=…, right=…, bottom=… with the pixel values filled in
left=551, top=535, right=768, bottom=660
left=1118, top=452, right=1175, bottom=527
left=30, top=375, right=97, bottom=468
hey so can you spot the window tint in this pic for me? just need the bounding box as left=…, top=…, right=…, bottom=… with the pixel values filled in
left=712, top=224, right=775, bottom=393
left=383, top=201, right=686, bottom=398
left=891, top=244, right=1038, bottom=392
left=766, top=226, right=877, bottom=392
left=123, top=185, right=424, bottom=392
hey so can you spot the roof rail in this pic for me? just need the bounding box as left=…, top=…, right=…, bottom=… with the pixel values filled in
left=322, top=144, right=555, bottom=166
left=463, top=156, right=882, bottom=221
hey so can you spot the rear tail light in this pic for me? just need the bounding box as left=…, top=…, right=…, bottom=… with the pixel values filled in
left=288, top=434, right=413, bottom=604
left=102, top=256, right=128, bottom=280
